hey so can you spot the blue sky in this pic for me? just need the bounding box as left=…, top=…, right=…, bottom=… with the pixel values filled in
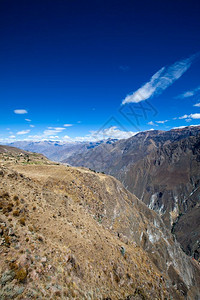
left=0, top=0, right=200, bottom=142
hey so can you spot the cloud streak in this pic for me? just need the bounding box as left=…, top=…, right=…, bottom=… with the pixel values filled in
left=64, top=124, right=73, bottom=127
left=17, top=130, right=30, bottom=135
left=155, top=120, right=168, bottom=124
left=177, top=85, right=200, bottom=99
left=194, top=103, right=200, bottom=107
left=122, top=53, right=198, bottom=105
left=43, top=127, right=66, bottom=136
left=14, top=109, right=28, bottom=114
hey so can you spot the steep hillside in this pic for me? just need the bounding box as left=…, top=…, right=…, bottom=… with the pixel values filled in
left=123, top=134, right=200, bottom=260
left=64, top=126, right=200, bottom=260
left=0, top=148, right=200, bottom=299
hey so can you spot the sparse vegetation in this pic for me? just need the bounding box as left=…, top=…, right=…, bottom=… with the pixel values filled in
left=0, top=146, right=199, bottom=299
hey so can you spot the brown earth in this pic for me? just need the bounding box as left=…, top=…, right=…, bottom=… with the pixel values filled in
left=0, top=146, right=200, bottom=299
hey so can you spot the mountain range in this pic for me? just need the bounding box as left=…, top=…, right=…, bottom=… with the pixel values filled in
left=8, top=139, right=118, bottom=163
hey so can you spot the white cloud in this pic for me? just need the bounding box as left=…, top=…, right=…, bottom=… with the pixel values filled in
left=43, top=127, right=66, bottom=136
left=155, top=120, right=168, bottom=124
left=14, top=109, right=28, bottom=114
left=177, top=85, right=200, bottom=99
left=48, top=136, right=59, bottom=139
left=179, top=114, right=188, bottom=119
left=148, top=121, right=154, bottom=125
left=189, top=113, right=200, bottom=119
left=30, top=125, right=35, bottom=128
left=17, top=130, right=30, bottom=135
left=147, top=121, right=158, bottom=126
left=25, top=119, right=31, bottom=122
left=122, top=53, right=198, bottom=105
left=179, top=113, right=200, bottom=120
left=74, top=126, right=138, bottom=142
left=194, top=103, right=200, bottom=107
left=9, top=135, right=16, bottom=138
left=64, top=124, right=73, bottom=127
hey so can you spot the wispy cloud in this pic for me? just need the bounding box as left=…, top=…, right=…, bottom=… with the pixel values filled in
left=14, top=109, right=28, bottom=114
left=43, top=127, right=66, bottom=136
left=119, top=65, right=130, bottom=72
left=122, top=53, right=198, bottom=105
left=64, top=124, right=73, bottom=127
left=147, top=121, right=158, bottom=126
left=25, top=118, right=31, bottom=122
left=194, top=103, right=200, bottom=107
left=179, top=113, right=200, bottom=120
left=155, top=120, right=168, bottom=124
left=30, top=125, right=35, bottom=128
left=17, top=130, right=30, bottom=135
left=177, top=85, right=200, bottom=99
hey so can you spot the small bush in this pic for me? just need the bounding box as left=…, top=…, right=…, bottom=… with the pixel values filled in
left=19, top=218, right=26, bottom=226
left=4, top=235, right=10, bottom=246
left=15, top=267, right=27, bottom=283
left=13, top=195, right=19, bottom=201
left=28, top=225, right=34, bottom=232
left=9, top=262, right=18, bottom=270
left=38, top=236, right=43, bottom=242
left=7, top=204, right=13, bottom=212
left=13, top=210, right=20, bottom=217
left=2, top=192, right=9, bottom=198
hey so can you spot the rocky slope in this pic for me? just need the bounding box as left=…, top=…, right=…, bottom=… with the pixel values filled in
left=123, top=134, right=200, bottom=260
left=63, top=126, right=200, bottom=260
left=0, top=146, right=200, bottom=299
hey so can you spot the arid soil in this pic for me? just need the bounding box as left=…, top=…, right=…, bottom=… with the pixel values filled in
left=0, top=147, right=200, bottom=299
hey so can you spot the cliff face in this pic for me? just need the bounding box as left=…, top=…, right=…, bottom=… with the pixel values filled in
left=64, top=126, right=200, bottom=261
left=123, top=134, right=200, bottom=260
left=0, top=146, right=200, bottom=299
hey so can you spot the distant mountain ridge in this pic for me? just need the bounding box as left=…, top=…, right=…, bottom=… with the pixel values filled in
left=8, top=139, right=118, bottom=162
left=64, top=126, right=200, bottom=174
